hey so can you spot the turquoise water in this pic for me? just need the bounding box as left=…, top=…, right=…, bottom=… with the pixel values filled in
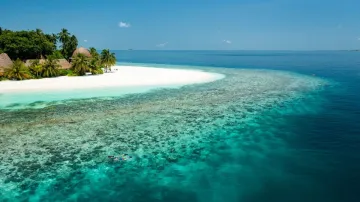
left=0, top=51, right=359, bottom=202
left=0, top=68, right=224, bottom=109
left=0, top=84, right=186, bottom=109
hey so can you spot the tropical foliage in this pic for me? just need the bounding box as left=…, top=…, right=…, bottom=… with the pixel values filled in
left=0, top=27, right=78, bottom=60
left=101, top=49, right=116, bottom=72
left=71, top=48, right=113, bottom=76
left=42, top=57, right=60, bottom=78
left=0, top=28, right=56, bottom=60
left=0, top=27, right=116, bottom=81
left=49, top=50, right=64, bottom=59
left=88, top=47, right=103, bottom=74
left=89, top=47, right=99, bottom=58
left=58, top=29, right=78, bottom=60
left=28, top=59, right=43, bottom=78
left=4, top=59, right=32, bottom=80
left=89, top=57, right=103, bottom=75
left=71, top=53, right=89, bottom=76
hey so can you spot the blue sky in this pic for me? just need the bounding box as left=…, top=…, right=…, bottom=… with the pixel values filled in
left=1, top=0, right=360, bottom=50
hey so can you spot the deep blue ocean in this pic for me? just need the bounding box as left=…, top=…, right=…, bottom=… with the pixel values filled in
left=115, top=50, right=360, bottom=202
left=1, top=51, right=360, bottom=202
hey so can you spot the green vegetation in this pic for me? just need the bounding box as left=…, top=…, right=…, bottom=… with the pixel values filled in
left=89, top=57, right=104, bottom=75
left=58, top=29, right=78, bottom=60
left=0, top=27, right=116, bottom=81
left=0, top=27, right=76, bottom=60
left=42, top=57, right=60, bottom=78
left=49, top=50, right=64, bottom=59
left=101, top=49, right=116, bottom=72
left=71, top=54, right=88, bottom=76
left=88, top=47, right=104, bottom=75
left=28, top=60, right=43, bottom=78
left=71, top=47, right=104, bottom=76
left=4, top=59, right=32, bottom=80
left=0, top=29, right=56, bottom=60
left=89, top=47, right=100, bottom=58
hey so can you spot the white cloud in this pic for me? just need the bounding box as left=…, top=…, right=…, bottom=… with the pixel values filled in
left=156, top=42, right=168, bottom=47
left=119, top=21, right=131, bottom=28
left=84, top=39, right=88, bottom=42
left=223, top=40, right=232, bottom=44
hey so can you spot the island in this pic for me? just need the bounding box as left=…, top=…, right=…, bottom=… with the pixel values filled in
left=0, top=27, right=116, bottom=80
left=0, top=27, right=224, bottom=108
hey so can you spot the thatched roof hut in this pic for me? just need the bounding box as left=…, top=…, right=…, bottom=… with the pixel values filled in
left=0, top=53, right=13, bottom=75
left=72, top=47, right=91, bottom=58
left=24, top=59, right=44, bottom=67
left=57, top=59, right=71, bottom=69
left=25, top=59, right=71, bottom=70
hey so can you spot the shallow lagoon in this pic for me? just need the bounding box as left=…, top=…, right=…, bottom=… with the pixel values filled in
left=0, top=66, right=224, bottom=110
left=0, top=65, right=329, bottom=201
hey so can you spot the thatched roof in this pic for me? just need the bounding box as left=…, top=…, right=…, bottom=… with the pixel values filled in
left=72, top=47, right=91, bottom=58
left=24, top=59, right=45, bottom=67
left=0, top=53, right=13, bottom=73
left=57, top=59, right=71, bottom=69
left=25, top=59, right=71, bottom=70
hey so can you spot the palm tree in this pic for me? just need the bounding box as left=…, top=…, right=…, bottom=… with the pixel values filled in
left=42, top=57, right=60, bottom=77
left=58, top=28, right=69, bottom=59
left=89, top=47, right=99, bottom=58
left=71, top=53, right=89, bottom=76
left=88, top=57, right=103, bottom=75
left=88, top=48, right=103, bottom=75
left=58, top=28, right=69, bottom=45
left=68, top=35, right=78, bottom=54
left=29, top=59, right=43, bottom=78
left=101, top=49, right=116, bottom=72
left=35, top=28, right=43, bottom=35
left=4, top=59, right=32, bottom=80
left=58, top=29, right=78, bottom=60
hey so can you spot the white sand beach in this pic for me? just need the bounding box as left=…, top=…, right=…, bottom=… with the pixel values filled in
left=0, top=65, right=224, bottom=93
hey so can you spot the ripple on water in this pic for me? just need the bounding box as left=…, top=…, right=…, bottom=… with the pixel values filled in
left=0, top=68, right=329, bottom=201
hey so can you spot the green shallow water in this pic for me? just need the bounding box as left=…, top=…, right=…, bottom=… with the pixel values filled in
left=0, top=67, right=328, bottom=201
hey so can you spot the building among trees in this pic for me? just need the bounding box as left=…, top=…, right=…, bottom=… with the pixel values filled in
left=0, top=53, right=13, bottom=76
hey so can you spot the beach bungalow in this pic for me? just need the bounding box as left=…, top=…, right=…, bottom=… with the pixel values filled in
left=70, top=47, right=91, bottom=62
left=0, top=53, right=13, bottom=76
left=25, top=59, right=71, bottom=70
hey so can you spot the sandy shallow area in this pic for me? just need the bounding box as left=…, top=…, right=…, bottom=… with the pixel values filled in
left=0, top=65, right=224, bottom=93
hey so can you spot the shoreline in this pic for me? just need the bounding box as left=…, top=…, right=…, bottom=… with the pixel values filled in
left=0, top=65, right=225, bottom=93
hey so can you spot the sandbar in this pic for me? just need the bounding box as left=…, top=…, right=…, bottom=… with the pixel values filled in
left=0, top=65, right=224, bottom=93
